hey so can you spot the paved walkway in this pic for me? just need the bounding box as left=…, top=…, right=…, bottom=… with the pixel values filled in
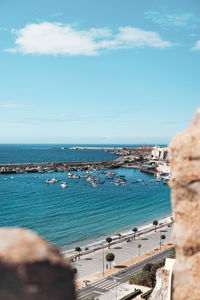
left=76, top=243, right=173, bottom=289
left=73, top=223, right=172, bottom=284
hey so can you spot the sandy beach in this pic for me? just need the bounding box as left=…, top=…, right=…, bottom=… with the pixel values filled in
left=63, top=215, right=172, bottom=255
left=64, top=216, right=173, bottom=283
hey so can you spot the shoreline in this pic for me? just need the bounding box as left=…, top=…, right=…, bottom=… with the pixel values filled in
left=63, top=214, right=172, bottom=258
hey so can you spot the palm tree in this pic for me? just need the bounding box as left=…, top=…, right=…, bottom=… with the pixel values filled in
left=138, top=244, right=142, bottom=256
left=106, top=237, right=112, bottom=249
left=161, top=234, right=166, bottom=246
left=75, top=246, right=82, bottom=260
left=106, top=253, right=115, bottom=269
left=132, top=227, right=138, bottom=240
left=153, top=220, right=158, bottom=232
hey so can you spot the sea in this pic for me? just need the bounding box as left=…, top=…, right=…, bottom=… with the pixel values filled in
left=0, top=144, right=171, bottom=250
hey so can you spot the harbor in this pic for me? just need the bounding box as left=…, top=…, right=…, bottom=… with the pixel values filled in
left=0, top=145, right=170, bottom=181
left=0, top=160, right=119, bottom=174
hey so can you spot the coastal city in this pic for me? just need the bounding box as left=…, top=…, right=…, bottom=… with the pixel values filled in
left=0, top=144, right=173, bottom=299
left=0, top=145, right=170, bottom=180
left=0, top=0, right=199, bottom=299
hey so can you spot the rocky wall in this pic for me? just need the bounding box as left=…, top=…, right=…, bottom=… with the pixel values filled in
left=169, top=107, right=200, bottom=300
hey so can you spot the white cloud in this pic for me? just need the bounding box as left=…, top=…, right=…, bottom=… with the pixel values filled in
left=192, top=40, right=200, bottom=50
left=0, top=103, right=32, bottom=108
left=5, top=22, right=171, bottom=56
left=114, top=27, right=171, bottom=48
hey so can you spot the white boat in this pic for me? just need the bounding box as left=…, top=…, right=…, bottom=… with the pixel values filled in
left=72, top=174, right=80, bottom=179
left=87, top=176, right=93, bottom=182
left=46, top=178, right=58, bottom=184
left=61, top=182, right=67, bottom=188
left=150, top=179, right=161, bottom=182
left=68, top=172, right=80, bottom=179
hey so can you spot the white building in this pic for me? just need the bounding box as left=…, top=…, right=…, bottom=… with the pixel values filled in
left=151, top=146, right=169, bottom=161
left=157, top=161, right=171, bottom=176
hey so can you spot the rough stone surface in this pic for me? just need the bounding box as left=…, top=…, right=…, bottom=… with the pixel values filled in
left=169, top=106, right=200, bottom=300
left=0, top=227, right=76, bottom=300
left=149, top=267, right=169, bottom=300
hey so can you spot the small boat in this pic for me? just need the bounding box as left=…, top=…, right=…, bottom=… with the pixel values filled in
left=150, top=179, right=161, bottom=182
left=106, top=174, right=114, bottom=179
left=87, top=176, right=93, bottom=182
left=61, top=182, right=67, bottom=188
left=68, top=172, right=73, bottom=178
left=72, top=174, right=80, bottom=179
left=68, top=172, right=80, bottom=179
left=137, top=179, right=144, bottom=182
left=91, top=181, right=98, bottom=187
left=46, top=178, right=58, bottom=184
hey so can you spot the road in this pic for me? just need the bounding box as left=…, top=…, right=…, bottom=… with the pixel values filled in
left=77, top=247, right=173, bottom=300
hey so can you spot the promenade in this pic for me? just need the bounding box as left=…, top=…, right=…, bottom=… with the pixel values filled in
left=68, top=221, right=173, bottom=288
left=77, top=246, right=172, bottom=299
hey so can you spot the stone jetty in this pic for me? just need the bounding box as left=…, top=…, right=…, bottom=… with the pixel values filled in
left=0, top=160, right=119, bottom=175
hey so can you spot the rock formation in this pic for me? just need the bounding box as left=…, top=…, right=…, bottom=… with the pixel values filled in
left=170, top=106, right=200, bottom=300
left=149, top=267, right=169, bottom=300
left=0, top=227, right=76, bottom=300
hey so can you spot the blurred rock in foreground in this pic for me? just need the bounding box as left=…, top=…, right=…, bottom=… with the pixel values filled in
left=170, top=106, right=200, bottom=300
left=0, top=227, right=76, bottom=300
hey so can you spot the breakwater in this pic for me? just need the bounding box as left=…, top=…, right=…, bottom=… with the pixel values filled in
left=0, top=160, right=120, bottom=174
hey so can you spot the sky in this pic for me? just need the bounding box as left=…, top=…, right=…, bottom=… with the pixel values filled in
left=0, top=0, right=199, bottom=144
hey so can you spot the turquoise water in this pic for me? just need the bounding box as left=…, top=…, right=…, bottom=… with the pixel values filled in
left=0, top=144, right=171, bottom=250
left=0, top=144, right=118, bottom=164
left=0, top=170, right=171, bottom=250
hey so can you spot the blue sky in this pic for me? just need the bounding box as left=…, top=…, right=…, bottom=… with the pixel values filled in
left=0, top=0, right=199, bottom=144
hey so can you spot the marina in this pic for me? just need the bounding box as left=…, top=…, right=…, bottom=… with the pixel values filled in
left=0, top=166, right=171, bottom=250
left=0, top=144, right=171, bottom=251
